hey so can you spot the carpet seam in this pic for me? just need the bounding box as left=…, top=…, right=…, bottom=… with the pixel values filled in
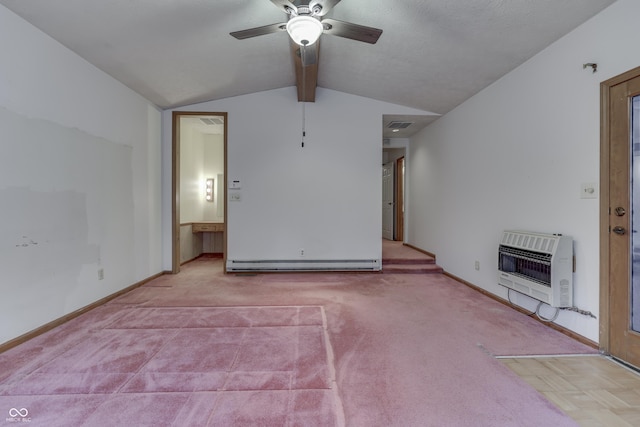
left=321, top=306, right=345, bottom=427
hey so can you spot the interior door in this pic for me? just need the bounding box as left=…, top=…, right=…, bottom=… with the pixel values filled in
left=382, top=163, right=394, bottom=240
left=602, top=67, right=640, bottom=368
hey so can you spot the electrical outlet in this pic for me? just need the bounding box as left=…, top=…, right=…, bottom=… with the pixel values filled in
left=300, top=249, right=305, bottom=257
left=474, top=261, right=480, bottom=271
left=229, top=192, right=241, bottom=201
left=98, top=268, right=104, bottom=280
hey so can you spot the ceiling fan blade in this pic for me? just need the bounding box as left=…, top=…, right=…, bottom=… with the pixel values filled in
left=309, top=0, right=342, bottom=16
left=321, top=18, right=382, bottom=44
left=230, top=23, right=286, bottom=40
left=269, top=0, right=298, bottom=14
left=298, top=42, right=318, bottom=67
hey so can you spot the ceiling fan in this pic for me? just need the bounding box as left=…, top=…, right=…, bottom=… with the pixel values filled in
left=230, top=0, right=383, bottom=69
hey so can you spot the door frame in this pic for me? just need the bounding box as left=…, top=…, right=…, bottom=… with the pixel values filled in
left=382, top=162, right=394, bottom=241
left=395, top=156, right=405, bottom=242
left=599, top=65, right=640, bottom=354
left=172, top=111, right=228, bottom=274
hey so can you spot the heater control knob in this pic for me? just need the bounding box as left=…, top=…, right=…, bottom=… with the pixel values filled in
left=613, top=226, right=626, bottom=235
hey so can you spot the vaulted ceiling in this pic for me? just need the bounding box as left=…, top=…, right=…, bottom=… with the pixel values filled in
left=0, top=0, right=615, bottom=137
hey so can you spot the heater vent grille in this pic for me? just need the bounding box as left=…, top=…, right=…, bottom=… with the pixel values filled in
left=498, top=230, right=573, bottom=307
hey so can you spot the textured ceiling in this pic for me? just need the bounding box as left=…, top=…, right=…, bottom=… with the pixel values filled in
left=0, top=0, right=615, bottom=122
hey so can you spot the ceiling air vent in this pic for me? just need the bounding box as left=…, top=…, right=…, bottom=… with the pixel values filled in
left=387, top=121, right=413, bottom=129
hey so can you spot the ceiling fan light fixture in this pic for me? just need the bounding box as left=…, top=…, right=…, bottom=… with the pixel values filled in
left=286, top=15, right=323, bottom=46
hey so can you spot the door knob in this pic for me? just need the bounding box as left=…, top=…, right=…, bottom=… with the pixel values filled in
left=615, top=207, right=626, bottom=216
left=613, top=226, right=626, bottom=235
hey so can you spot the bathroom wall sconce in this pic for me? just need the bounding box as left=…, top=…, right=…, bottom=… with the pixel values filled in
left=205, top=178, right=214, bottom=202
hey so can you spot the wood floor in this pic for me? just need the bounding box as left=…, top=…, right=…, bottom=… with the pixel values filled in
left=501, top=355, right=640, bottom=426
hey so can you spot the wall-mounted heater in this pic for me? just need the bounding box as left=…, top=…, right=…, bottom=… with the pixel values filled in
left=498, top=230, right=573, bottom=308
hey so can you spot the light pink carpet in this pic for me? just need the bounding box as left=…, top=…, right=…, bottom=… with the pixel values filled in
left=0, top=255, right=595, bottom=426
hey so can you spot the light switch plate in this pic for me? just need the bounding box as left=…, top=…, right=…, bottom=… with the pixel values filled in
left=580, top=182, right=598, bottom=199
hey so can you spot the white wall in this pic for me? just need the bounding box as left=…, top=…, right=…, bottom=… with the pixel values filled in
left=163, top=88, right=430, bottom=268
left=179, top=125, right=225, bottom=223
left=203, top=134, right=225, bottom=221
left=0, top=6, right=162, bottom=344
left=408, top=0, right=640, bottom=343
left=179, top=125, right=206, bottom=223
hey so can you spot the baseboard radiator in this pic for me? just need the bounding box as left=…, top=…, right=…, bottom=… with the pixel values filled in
left=498, top=230, right=573, bottom=308
left=226, top=259, right=381, bottom=272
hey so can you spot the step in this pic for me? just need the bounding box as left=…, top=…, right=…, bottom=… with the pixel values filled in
left=382, top=263, right=443, bottom=274
left=382, top=257, right=435, bottom=265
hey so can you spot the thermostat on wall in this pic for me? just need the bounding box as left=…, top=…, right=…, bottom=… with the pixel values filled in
left=229, top=179, right=241, bottom=189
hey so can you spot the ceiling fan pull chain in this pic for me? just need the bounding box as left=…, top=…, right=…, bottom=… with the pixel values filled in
left=301, top=43, right=307, bottom=148
left=301, top=100, right=306, bottom=148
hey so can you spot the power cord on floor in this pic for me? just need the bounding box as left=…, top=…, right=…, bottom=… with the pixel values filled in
left=560, top=306, right=597, bottom=319
left=535, top=302, right=559, bottom=322
left=506, top=288, right=597, bottom=322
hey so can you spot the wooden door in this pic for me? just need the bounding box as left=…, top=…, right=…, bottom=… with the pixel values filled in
left=601, top=67, right=640, bottom=368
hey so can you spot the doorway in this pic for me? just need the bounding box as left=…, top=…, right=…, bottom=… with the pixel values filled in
left=382, top=147, right=406, bottom=241
left=601, top=66, right=640, bottom=368
left=172, top=112, right=227, bottom=274
left=382, top=162, right=394, bottom=240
